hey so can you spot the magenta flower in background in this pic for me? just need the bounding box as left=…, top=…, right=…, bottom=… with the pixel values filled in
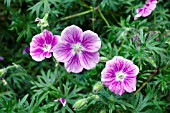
left=0, top=56, right=4, bottom=61
left=23, top=46, right=30, bottom=54
left=35, top=17, right=40, bottom=22
left=134, top=0, right=157, bottom=20
left=30, top=30, right=60, bottom=61
left=101, top=56, right=139, bottom=95
left=53, top=25, right=101, bottom=73
left=132, top=31, right=159, bottom=48
left=54, top=98, right=66, bottom=106
left=146, top=0, right=157, bottom=10
left=134, top=7, right=152, bottom=20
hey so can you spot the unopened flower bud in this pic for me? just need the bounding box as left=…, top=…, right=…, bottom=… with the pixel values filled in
left=2, top=78, right=7, bottom=85
left=73, top=98, right=87, bottom=110
left=36, top=13, right=49, bottom=29
left=35, top=17, right=40, bottom=22
left=100, top=57, right=109, bottom=62
left=93, top=82, right=103, bottom=93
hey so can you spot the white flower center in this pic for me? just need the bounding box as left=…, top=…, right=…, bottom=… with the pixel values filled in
left=116, top=71, right=126, bottom=81
left=43, top=44, right=51, bottom=52
left=72, top=43, right=84, bottom=54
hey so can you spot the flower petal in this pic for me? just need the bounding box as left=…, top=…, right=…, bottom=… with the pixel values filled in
left=142, top=8, right=152, bottom=17
left=101, top=67, right=116, bottom=87
left=31, top=33, right=45, bottom=48
left=81, top=30, right=101, bottom=52
left=147, top=4, right=156, bottom=10
left=59, top=98, right=66, bottom=106
left=134, top=13, right=142, bottom=20
left=106, top=56, right=126, bottom=72
left=54, top=98, right=66, bottom=107
left=64, top=54, right=83, bottom=73
left=42, top=52, right=52, bottom=58
left=51, top=35, right=60, bottom=49
left=123, top=60, right=139, bottom=76
left=30, top=47, right=45, bottom=61
left=101, top=59, right=118, bottom=86
left=134, top=8, right=144, bottom=20
left=53, top=42, right=74, bottom=62
left=136, top=7, right=144, bottom=13
left=79, top=51, right=100, bottom=70
left=109, top=81, right=125, bottom=95
left=61, top=25, right=83, bottom=44
left=124, top=76, right=136, bottom=92
left=146, top=0, right=157, bottom=4
left=23, top=46, right=30, bottom=54
left=43, top=30, right=53, bottom=44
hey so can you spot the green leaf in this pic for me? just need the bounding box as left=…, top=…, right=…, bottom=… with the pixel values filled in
left=41, top=102, right=55, bottom=110
left=18, top=94, right=29, bottom=107
left=144, top=57, right=157, bottom=68
left=4, top=0, right=11, bottom=7
left=165, top=38, right=170, bottom=44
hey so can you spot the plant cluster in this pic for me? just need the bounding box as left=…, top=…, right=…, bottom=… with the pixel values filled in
left=0, top=0, right=170, bottom=113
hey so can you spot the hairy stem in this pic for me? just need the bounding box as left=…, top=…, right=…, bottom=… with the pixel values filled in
left=92, top=0, right=96, bottom=31
left=118, top=40, right=125, bottom=52
left=134, top=68, right=159, bottom=95
left=19, top=66, right=46, bottom=92
left=60, top=9, right=93, bottom=21
left=98, top=9, right=110, bottom=26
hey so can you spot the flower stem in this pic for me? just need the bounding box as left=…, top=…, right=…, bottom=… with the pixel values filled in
left=60, top=4, right=99, bottom=21
left=78, top=0, right=92, bottom=9
left=40, top=26, right=43, bottom=32
left=86, top=94, right=99, bottom=101
left=1, top=63, right=46, bottom=93
left=134, top=68, right=159, bottom=95
left=18, top=65, right=46, bottom=92
left=60, top=9, right=93, bottom=21
left=118, top=40, right=125, bottom=52
left=98, top=9, right=110, bottom=26
left=92, top=0, right=96, bottom=31
left=1, top=78, right=16, bottom=96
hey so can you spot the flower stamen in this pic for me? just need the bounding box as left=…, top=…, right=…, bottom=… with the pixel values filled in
left=116, top=72, right=126, bottom=81
left=72, top=43, right=84, bottom=54
left=43, top=44, right=51, bottom=52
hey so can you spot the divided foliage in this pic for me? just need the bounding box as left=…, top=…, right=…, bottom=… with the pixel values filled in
left=0, top=0, right=170, bottom=112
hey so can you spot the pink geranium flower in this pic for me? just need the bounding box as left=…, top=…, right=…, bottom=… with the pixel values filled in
left=53, top=25, right=101, bottom=73
left=134, top=0, right=157, bottom=20
left=101, top=56, right=139, bottom=95
left=30, top=30, right=60, bottom=61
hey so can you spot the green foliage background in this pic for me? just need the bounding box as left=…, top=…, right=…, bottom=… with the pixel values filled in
left=0, top=0, right=170, bottom=113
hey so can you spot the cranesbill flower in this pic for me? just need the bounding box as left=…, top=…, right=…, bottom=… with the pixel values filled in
left=54, top=98, right=66, bottom=106
left=30, top=30, right=60, bottom=61
left=101, top=56, right=139, bottom=95
left=53, top=25, right=101, bottom=73
left=134, top=0, right=157, bottom=20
